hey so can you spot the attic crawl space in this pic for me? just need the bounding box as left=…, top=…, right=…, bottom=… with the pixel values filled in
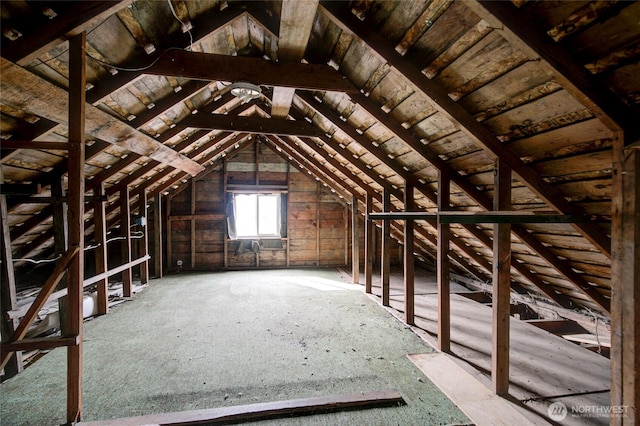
left=0, top=0, right=638, bottom=424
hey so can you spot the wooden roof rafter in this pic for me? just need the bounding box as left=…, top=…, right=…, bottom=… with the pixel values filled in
left=319, top=1, right=612, bottom=260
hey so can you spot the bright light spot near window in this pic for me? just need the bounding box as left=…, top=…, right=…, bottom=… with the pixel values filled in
left=235, top=193, right=280, bottom=238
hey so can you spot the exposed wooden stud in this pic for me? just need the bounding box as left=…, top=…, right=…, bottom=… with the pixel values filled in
left=66, top=32, right=86, bottom=424
left=94, top=182, right=109, bottom=315
left=364, top=192, right=374, bottom=294
left=404, top=182, right=415, bottom=326
left=190, top=179, right=196, bottom=270
left=492, top=159, right=511, bottom=396
left=611, top=134, right=640, bottom=424
left=51, top=175, right=68, bottom=269
left=286, top=162, right=291, bottom=267
left=166, top=192, right=173, bottom=273
left=1, top=335, right=79, bottom=355
left=381, top=189, right=391, bottom=307
left=437, top=171, right=451, bottom=353
left=316, top=181, right=321, bottom=266
left=223, top=160, right=228, bottom=270
left=120, top=188, right=132, bottom=297
left=153, top=194, right=163, bottom=278
left=0, top=166, right=23, bottom=378
left=138, top=190, right=149, bottom=284
left=352, top=195, right=360, bottom=284
left=146, top=51, right=357, bottom=93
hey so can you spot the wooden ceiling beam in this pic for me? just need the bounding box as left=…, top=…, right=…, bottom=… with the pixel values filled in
left=146, top=50, right=356, bottom=93
left=0, top=58, right=204, bottom=177
left=179, top=114, right=324, bottom=137
left=469, top=0, right=635, bottom=140
left=0, top=1, right=131, bottom=66
left=320, top=2, right=612, bottom=259
left=85, top=7, right=248, bottom=104
left=271, top=0, right=319, bottom=118
left=294, top=97, right=576, bottom=308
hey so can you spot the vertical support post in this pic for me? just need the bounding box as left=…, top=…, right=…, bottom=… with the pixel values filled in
left=138, top=190, right=149, bottom=284
left=611, top=134, right=639, bottom=425
left=437, top=171, right=451, bottom=352
left=364, top=193, right=373, bottom=294
left=66, top=32, right=86, bottom=424
left=120, top=188, right=132, bottom=297
left=190, top=179, right=196, bottom=269
left=153, top=194, right=163, bottom=278
left=381, top=189, right=391, bottom=306
left=0, top=167, right=23, bottom=379
left=94, top=182, right=108, bottom=315
left=51, top=175, right=68, bottom=257
left=344, top=203, right=349, bottom=266
left=404, top=181, right=415, bottom=325
left=492, top=158, right=511, bottom=396
left=222, top=160, right=228, bottom=269
left=286, top=163, right=291, bottom=267
left=316, top=181, right=321, bottom=266
left=352, top=195, right=359, bottom=284
left=166, top=193, right=173, bottom=272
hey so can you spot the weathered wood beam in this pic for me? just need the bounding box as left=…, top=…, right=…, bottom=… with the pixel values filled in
left=352, top=195, right=360, bottom=284
left=0, top=1, right=131, bottom=66
left=153, top=195, right=163, bottom=278
left=0, top=247, right=79, bottom=370
left=0, top=141, right=69, bottom=151
left=66, top=33, right=86, bottom=423
left=83, top=255, right=151, bottom=287
left=271, top=0, right=319, bottom=117
left=492, top=159, right=511, bottom=396
left=85, top=7, right=247, bottom=104
left=77, top=389, right=404, bottom=426
left=1, top=336, right=79, bottom=356
left=179, top=114, right=324, bottom=137
left=381, top=189, right=391, bottom=307
left=138, top=190, right=149, bottom=284
left=320, top=2, right=612, bottom=259
left=146, top=50, right=356, bottom=93
left=300, top=92, right=598, bottom=310
left=611, top=136, right=640, bottom=424
left=365, top=193, right=374, bottom=293
left=0, top=183, right=42, bottom=196
left=120, top=188, right=132, bottom=298
left=470, top=1, right=634, bottom=141
left=0, top=167, right=23, bottom=378
left=367, top=211, right=598, bottom=224
left=0, top=58, right=204, bottom=177
left=404, top=181, right=415, bottom=326
left=94, top=182, right=109, bottom=315
left=437, top=171, right=451, bottom=353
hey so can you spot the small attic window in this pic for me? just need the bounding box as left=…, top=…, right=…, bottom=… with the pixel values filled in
left=233, top=193, right=281, bottom=239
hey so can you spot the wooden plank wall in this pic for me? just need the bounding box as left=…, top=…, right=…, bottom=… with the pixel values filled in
left=159, top=140, right=385, bottom=271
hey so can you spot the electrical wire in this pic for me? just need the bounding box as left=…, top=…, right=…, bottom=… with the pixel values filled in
left=12, top=255, right=62, bottom=264
left=167, top=0, right=194, bottom=52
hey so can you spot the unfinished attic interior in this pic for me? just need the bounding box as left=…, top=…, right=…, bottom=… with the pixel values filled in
left=0, top=0, right=638, bottom=424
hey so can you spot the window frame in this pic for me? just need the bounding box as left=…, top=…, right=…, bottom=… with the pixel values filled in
left=231, top=191, right=283, bottom=240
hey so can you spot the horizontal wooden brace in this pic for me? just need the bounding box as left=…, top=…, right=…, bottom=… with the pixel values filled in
left=227, top=184, right=289, bottom=192
left=146, top=50, right=357, bottom=93
left=179, top=115, right=324, bottom=137
left=367, top=211, right=598, bottom=224
left=1, top=335, right=79, bottom=355
left=0, top=183, right=42, bottom=196
left=168, top=214, right=224, bottom=221
left=6, top=255, right=151, bottom=320
left=7, top=195, right=108, bottom=204
left=0, top=141, right=70, bottom=151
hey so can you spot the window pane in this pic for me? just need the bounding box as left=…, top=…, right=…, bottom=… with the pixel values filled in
left=235, top=194, right=257, bottom=237
left=258, top=195, right=279, bottom=235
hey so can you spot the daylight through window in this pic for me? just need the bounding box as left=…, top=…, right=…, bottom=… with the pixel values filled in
left=234, top=193, right=281, bottom=238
